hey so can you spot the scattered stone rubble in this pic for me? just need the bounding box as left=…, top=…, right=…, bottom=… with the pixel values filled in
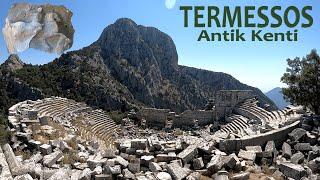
left=2, top=3, right=74, bottom=54
left=0, top=90, right=319, bottom=179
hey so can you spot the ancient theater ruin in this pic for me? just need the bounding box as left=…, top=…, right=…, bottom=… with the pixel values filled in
left=1, top=90, right=319, bottom=180
left=138, top=90, right=303, bottom=153
left=8, top=97, right=118, bottom=150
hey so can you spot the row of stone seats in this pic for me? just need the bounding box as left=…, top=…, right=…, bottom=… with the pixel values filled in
left=9, top=97, right=118, bottom=149
left=237, top=100, right=271, bottom=120
left=236, top=98, right=292, bottom=126
left=220, top=115, right=251, bottom=137
left=46, top=103, right=80, bottom=118
left=79, top=111, right=117, bottom=148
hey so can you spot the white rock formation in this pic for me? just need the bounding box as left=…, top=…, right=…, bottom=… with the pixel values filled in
left=2, top=3, right=74, bottom=54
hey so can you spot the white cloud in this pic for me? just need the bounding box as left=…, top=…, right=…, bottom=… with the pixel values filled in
left=165, top=0, right=176, bottom=9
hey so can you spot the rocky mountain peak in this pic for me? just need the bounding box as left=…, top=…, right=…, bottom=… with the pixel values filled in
left=2, top=54, right=25, bottom=71
left=96, top=18, right=178, bottom=75
left=114, top=18, right=138, bottom=27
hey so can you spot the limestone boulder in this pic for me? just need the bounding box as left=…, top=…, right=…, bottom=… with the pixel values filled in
left=2, top=3, right=74, bottom=54
left=238, top=149, right=256, bottom=161
left=177, top=145, right=198, bottom=164
left=166, top=162, right=191, bottom=180
left=279, top=162, right=307, bottom=180
left=43, top=150, right=63, bottom=167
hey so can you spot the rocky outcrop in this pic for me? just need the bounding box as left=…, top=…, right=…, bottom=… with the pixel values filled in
left=1, top=54, right=24, bottom=72
left=2, top=3, right=74, bottom=54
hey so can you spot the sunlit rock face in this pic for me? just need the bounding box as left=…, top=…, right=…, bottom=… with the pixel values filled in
left=2, top=3, right=74, bottom=54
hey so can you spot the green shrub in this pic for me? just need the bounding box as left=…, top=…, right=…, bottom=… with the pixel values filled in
left=108, top=111, right=127, bottom=124
left=0, top=115, right=9, bottom=145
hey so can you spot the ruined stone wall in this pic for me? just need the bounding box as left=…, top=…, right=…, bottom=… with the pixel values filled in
left=173, top=110, right=214, bottom=127
left=214, top=90, right=254, bottom=120
left=138, top=90, right=255, bottom=128
left=139, top=108, right=170, bottom=128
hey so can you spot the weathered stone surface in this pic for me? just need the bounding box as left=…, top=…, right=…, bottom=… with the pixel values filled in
left=305, top=132, right=317, bottom=145
left=156, top=172, right=172, bottom=180
left=294, top=143, right=312, bottom=151
left=166, top=162, right=191, bottom=180
left=245, top=146, right=263, bottom=157
left=93, top=166, right=103, bottom=175
left=87, top=154, right=103, bottom=170
left=60, top=141, right=72, bottom=152
left=104, top=165, right=121, bottom=175
left=128, top=159, right=140, bottom=173
left=131, top=139, right=148, bottom=150
left=48, top=169, right=70, bottom=180
left=177, top=145, right=198, bottom=164
left=282, top=142, right=292, bottom=159
left=24, top=153, right=43, bottom=164
left=115, top=156, right=129, bottom=167
left=40, top=144, right=52, bottom=155
left=0, top=146, right=13, bottom=180
left=238, top=149, right=256, bottom=161
left=141, top=155, right=154, bottom=166
left=307, top=157, right=320, bottom=173
left=149, top=162, right=162, bottom=172
left=79, top=168, right=92, bottom=180
left=43, top=150, right=63, bottom=167
left=2, top=143, right=28, bottom=176
left=224, top=153, right=239, bottom=169
left=71, top=170, right=82, bottom=180
left=213, top=170, right=229, bottom=180
left=122, top=168, right=135, bottom=179
left=263, top=140, right=275, bottom=158
left=39, top=116, right=50, bottom=125
left=289, top=128, right=307, bottom=142
left=198, top=141, right=216, bottom=154
left=186, top=172, right=201, bottom=180
left=13, top=174, right=33, bottom=180
left=279, top=162, right=307, bottom=180
left=102, top=149, right=116, bottom=158
left=156, top=153, right=176, bottom=162
left=193, top=157, right=204, bottom=170
left=206, top=154, right=224, bottom=173
left=291, top=152, right=305, bottom=164
left=94, top=174, right=112, bottom=180
left=2, top=3, right=74, bottom=54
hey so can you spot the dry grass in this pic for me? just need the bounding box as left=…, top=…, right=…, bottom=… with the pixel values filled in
left=33, top=121, right=67, bottom=143
left=61, top=151, right=82, bottom=165
left=66, top=138, right=78, bottom=150
left=262, top=165, right=274, bottom=175
left=31, top=123, right=42, bottom=136
left=173, top=129, right=183, bottom=136
left=199, top=175, right=212, bottom=180
left=47, top=121, right=67, bottom=139
left=15, top=149, right=32, bottom=160
left=33, top=134, right=49, bottom=144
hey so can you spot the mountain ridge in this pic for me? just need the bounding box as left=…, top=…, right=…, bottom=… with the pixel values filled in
left=0, top=18, right=277, bottom=114
left=265, top=87, right=290, bottom=109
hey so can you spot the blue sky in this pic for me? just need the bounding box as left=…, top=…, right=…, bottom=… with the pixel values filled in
left=0, top=0, right=319, bottom=92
